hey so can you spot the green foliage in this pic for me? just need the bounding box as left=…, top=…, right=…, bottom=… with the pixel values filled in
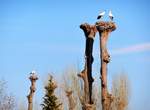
left=41, top=75, right=62, bottom=110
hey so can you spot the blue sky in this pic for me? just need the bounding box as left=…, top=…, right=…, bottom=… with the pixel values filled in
left=0, top=0, right=150, bottom=110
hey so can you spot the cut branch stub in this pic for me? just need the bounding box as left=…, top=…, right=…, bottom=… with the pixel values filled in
left=77, top=62, right=89, bottom=104
left=80, top=23, right=97, bottom=39
left=84, top=104, right=96, bottom=110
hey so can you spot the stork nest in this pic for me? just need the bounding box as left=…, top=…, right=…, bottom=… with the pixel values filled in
left=29, top=75, right=38, bottom=81
left=95, top=21, right=116, bottom=32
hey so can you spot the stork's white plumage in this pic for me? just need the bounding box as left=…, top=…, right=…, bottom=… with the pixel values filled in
left=109, top=10, right=114, bottom=21
left=30, top=70, right=36, bottom=74
left=97, top=11, right=105, bottom=20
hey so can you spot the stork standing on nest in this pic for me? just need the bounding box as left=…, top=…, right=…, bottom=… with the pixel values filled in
left=97, top=11, right=105, bottom=20
left=30, top=70, right=36, bottom=75
left=109, top=10, right=114, bottom=21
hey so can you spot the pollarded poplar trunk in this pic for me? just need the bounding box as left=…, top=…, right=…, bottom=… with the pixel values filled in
left=96, top=21, right=116, bottom=110
left=27, top=72, right=38, bottom=110
left=65, top=90, right=76, bottom=110
left=78, top=23, right=97, bottom=110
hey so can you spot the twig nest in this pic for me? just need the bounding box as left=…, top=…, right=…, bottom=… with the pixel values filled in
left=96, top=21, right=116, bottom=32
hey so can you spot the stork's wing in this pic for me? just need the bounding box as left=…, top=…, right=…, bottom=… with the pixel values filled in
left=97, top=15, right=101, bottom=19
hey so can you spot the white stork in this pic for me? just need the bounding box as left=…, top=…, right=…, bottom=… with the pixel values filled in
left=30, top=70, right=36, bottom=75
left=109, top=10, right=114, bottom=21
left=97, top=11, right=105, bottom=20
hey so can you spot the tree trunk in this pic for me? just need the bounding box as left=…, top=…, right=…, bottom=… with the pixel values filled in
left=78, top=23, right=97, bottom=110
left=65, top=90, right=76, bottom=110
left=27, top=72, right=38, bottom=110
left=96, top=21, right=116, bottom=110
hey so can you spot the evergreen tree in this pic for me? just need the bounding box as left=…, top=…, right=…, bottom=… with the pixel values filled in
left=41, top=75, right=62, bottom=110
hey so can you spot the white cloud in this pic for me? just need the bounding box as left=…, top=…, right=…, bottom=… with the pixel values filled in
left=110, top=42, right=150, bottom=55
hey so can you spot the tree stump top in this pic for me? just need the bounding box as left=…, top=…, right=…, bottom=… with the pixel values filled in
left=65, top=90, right=73, bottom=97
left=29, top=73, right=38, bottom=81
left=96, top=21, right=116, bottom=32
left=80, top=23, right=97, bottom=39
left=84, top=104, right=96, bottom=110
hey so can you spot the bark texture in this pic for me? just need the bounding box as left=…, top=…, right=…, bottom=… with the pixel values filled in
left=65, top=90, right=76, bottom=110
left=27, top=73, right=38, bottom=110
left=78, top=23, right=97, bottom=110
left=96, top=21, right=116, bottom=110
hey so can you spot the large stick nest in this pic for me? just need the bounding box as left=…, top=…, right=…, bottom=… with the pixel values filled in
left=96, top=21, right=116, bottom=32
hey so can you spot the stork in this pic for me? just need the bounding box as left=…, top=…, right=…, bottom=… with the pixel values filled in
left=109, top=10, right=114, bottom=21
left=97, top=11, right=105, bottom=20
left=30, top=70, right=36, bottom=76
